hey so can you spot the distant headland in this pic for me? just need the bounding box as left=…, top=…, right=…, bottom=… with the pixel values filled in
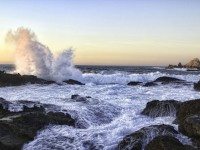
left=167, top=58, right=200, bottom=71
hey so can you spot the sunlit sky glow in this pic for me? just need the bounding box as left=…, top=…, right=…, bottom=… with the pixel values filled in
left=0, top=0, right=200, bottom=65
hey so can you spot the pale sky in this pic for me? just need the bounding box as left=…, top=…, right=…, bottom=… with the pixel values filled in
left=0, top=0, right=200, bottom=65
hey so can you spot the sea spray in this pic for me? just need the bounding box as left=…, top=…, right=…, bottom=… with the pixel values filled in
left=6, top=27, right=82, bottom=82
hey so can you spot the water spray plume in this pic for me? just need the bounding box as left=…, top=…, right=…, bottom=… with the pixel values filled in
left=6, top=27, right=82, bottom=82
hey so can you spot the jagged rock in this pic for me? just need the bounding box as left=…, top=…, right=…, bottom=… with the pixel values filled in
left=127, top=81, right=142, bottom=86
left=185, top=58, right=200, bottom=69
left=0, top=99, right=75, bottom=149
left=118, top=124, right=178, bottom=150
left=154, top=76, right=184, bottom=83
left=145, top=135, right=196, bottom=150
left=63, top=79, right=85, bottom=85
left=0, top=71, right=55, bottom=87
left=141, top=100, right=181, bottom=118
left=194, top=81, right=200, bottom=91
left=143, top=82, right=157, bottom=87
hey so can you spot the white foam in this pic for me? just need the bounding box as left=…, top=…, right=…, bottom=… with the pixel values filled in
left=0, top=82, right=199, bottom=149
left=6, top=27, right=82, bottom=82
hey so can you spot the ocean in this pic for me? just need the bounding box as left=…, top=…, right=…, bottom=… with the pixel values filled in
left=0, top=64, right=200, bottom=149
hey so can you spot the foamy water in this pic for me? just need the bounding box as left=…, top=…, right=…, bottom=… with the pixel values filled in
left=1, top=28, right=200, bottom=150
left=0, top=71, right=200, bottom=149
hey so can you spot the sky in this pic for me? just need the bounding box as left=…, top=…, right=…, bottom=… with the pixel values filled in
left=0, top=0, right=200, bottom=66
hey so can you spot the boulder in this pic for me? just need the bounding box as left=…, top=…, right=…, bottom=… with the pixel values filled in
left=143, top=82, right=157, bottom=87
left=176, top=99, right=200, bottom=148
left=127, top=82, right=142, bottom=86
left=194, top=81, right=200, bottom=91
left=145, top=136, right=196, bottom=150
left=0, top=99, right=75, bottom=149
left=118, top=124, right=178, bottom=150
left=0, top=71, right=55, bottom=87
left=63, top=79, right=85, bottom=85
left=154, top=76, right=184, bottom=83
left=141, top=100, right=181, bottom=118
left=71, top=94, right=89, bottom=102
left=181, top=115, right=200, bottom=138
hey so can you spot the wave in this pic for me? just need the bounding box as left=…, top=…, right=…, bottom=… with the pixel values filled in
left=82, top=71, right=200, bottom=85
left=6, top=27, right=82, bottom=82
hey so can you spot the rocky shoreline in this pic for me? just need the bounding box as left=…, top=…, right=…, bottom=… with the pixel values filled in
left=0, top=71, right=84, bottom=87
left=118, top=99, right=200, bottom=150
left=0, top=71, right=200, bottom=150
left=0, top=98, right=75, bottom=150
left=166, top=58, right=200, bottom=70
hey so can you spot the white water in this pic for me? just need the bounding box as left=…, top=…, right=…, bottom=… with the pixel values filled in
left=0, top=76, right=199, bottom=149
left=2, top=28, right=200, bottom=150
left=6, top=27, right=82, bottom=82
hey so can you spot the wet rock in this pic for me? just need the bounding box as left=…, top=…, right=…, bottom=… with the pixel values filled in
left=0, top=71, right=55, bottom=87
left=141, top=100, right=181, bottom=118
left=194, top=81, right=200, bottom=91
left=176, top=99, right=200, bottom=148
left=145, top=135, right=196, bottom=150
left=127, top=81, right=142, bottom=86
left=143, top=82, right=157, bottom=87
left=0, top=99, right=75, bottom=149
left=154, top=76, right=184, bottom=83
left=64, top=79, right=85, bottom=85
left=176, top=99, right=200, bottom=127
left=118, top=124, right=178, bottom=150
left=71, top=94, right=88, bottom=102
left=182, top=115, right=200, bottom=138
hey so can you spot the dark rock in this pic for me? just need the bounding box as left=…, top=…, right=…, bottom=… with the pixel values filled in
left=177, top=99, right=200, bottom=127
left=143, top=82, right=157, bottom=87
left=176, top=99, right=200, bottom=148
left=145, top=135, right=196, bottom=150
left=178, top=62, right=183, bottom=68
left=118, top=124, right=178, bottom=150
left=71, top=94, right=88, bottom=102
left=0, top=72, right=55, bottom=87
left=64, top=79, right=85, bottom=85
left=194, top=81, right=200, bottom=91
left=154, top=76, right=184, bottom=83
left=181, top=114, right=200, bottom=146
left=0, top=99, right=75, bottom=149
left=127, top=81, right=142, bottom=86
left=141, top=100, right=181, bottom=118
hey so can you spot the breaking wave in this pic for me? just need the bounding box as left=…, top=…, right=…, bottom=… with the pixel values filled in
left=6, top=27, right=82, bottom=82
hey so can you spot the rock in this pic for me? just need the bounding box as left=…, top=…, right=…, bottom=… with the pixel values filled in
left=143, top=82, right=157, bottom=87
left=194, top=81, right=200, bottom=91
left=154, top=76, right=184, bottom=83
left=141, top=100, right=181, bottom=117
left=166, top=58, right=200, bottom=70
left=0, top=72, right=55, bottom=87
left=71, top=94, right=88, bottom=102
left=178, top=62, right=183, bottom=68
left=127, top=81, right=142, bottom=86
left=181, top=115, right=200, bottom=138
left=176, top=99, right=200, bottom=127
left=0, top=99, right=75, bottom=149
left=185, top=58, right=200, bottom=69
left=176, top=99, right=200, bottom=148
left=145, top=135, right=196, bottom=150
left=118, top=124, right=178, bottom=150
left=64, top=79, right=85, bottom=85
